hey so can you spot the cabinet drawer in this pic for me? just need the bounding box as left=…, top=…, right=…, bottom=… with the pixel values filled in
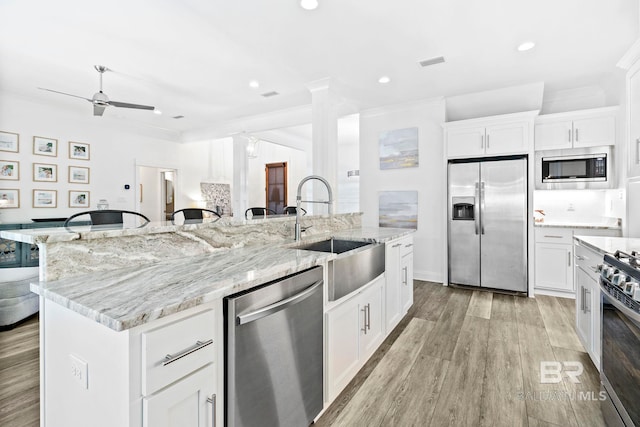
left=399, top=236, right=414, bottom=257
left=142, top=309, right=215, bottom=396
left=535, top=228, right=573, bottom=244
left=574, top=242, right=603, bottom=278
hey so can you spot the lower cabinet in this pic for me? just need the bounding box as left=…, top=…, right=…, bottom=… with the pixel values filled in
left=385, top=235, right=414, bottom=333
left=326, top=275, right=384, bottom=401
left=574, top=240, right=602, bottom=370
left=143, top=364, right=216, bottom=427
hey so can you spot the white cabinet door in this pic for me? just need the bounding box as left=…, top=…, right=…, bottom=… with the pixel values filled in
left=401, top=250, right=414, bottom=314
left=143, top=364, right=216, bottom=427
left=573, top=115, right=616, bottom=148
left=591, top=283, right=601, bottom=369
left=359, top=277, right=385, bottom=361
left=447, top=127, right=485, bottom=158
left=629, top=64, right=640, bottom=177
left=534, top=120, right=573, bottom=150
left=385, top=241, right=402, bottom=333
left=485, top=122, right=528, bottom=155
left=575, top=268, right=592, bottom=349
left=326, top=295, right=361, bottom=401
left=535, top=243, right=574, bottom=292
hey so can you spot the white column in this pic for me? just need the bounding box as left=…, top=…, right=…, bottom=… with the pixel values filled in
left=232, top=135, right=249, bottom=219
left=307, top=78, right=339, bottom=214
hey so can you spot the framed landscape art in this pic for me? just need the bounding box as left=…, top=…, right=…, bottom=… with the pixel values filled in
left=69, top=141, right=90, bottom=160
left=33, top=189, right=57, bottom=208
left=69, top=190, right=90, bottom=208
left=68, top=166, right=90, bottom=184
left=0, top=131, right=19, bottom=153
left=0, top=189, right=19, bottom=208
left=33, top=163, right=57, bottom=182
left=33, top=136, right=58, bottom=157
left=0, top=160, right=19, bottom=180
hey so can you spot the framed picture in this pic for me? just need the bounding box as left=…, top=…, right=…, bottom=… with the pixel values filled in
left=0, top=189, right=20, bottom=208
left=69, top=190, right=90, bottom=208
left=69, top=141, right=90, bottom=160
left=33, top=136, right=58, bottom=157
left=33, top=162, right=58, bottom=182
left=0, top=159, right=19, bottom=180
left=33, top=189, right=57, bottom=208
left=379, top=190, right=418, bottom=229
left=0, top=131, right=19, bottom=153
left=68, top=166, right=90, bottom=184
left=379, top=127, right=419, bottom=170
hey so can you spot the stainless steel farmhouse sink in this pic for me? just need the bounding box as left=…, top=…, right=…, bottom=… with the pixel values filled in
left=293, top=238, right=385, bottom=301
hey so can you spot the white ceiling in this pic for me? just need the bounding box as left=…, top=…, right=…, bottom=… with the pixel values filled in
left=0, top=0, right=637, bottom=142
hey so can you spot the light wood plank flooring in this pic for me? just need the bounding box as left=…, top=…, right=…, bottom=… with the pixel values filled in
left=316, top=282, right=606, bottom=427
left=0, top=282, right=604, bottom=427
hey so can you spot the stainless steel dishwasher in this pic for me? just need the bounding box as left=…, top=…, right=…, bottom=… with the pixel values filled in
left=224, top=266, right=324, bottom=427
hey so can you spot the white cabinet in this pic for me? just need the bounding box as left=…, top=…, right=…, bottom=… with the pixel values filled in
left=534, top=107, right=617, bottom=151
left=534, top=227, right=620, bottom=296
left=143, top=364, right=216, bottom=427
left=534, top=229, right=574, bottom=293
left=574, top=240, right=603, bottom=370
left=626, top=55, right=640, bottom=177
left=446, top=115, right=533, bottom=159
left=326, top=275, right=385, bottom=401
left=141, top=309, right=217, bottom=427
left=385, top=235, right=414, bottom=333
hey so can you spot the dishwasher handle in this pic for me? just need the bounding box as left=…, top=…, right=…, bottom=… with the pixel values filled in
left=237, top=279, right=323, bottom=325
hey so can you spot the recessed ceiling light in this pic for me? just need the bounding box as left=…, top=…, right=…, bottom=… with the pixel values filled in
left=300, top=0, right=318, bottom=10
left=153, top=109, right=162, bottom=115
left=378, top=76, right=391, bottom=84
left=249, top=80, right=260, bottom=88
left=517, top=41, right=536, bottom=52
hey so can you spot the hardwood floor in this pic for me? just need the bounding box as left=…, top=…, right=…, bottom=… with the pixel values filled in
left=0, top=282, right=604, bottom=427
left=0, top=314, right=39, bottom=427
left=316, top=281, right=606, bottom=427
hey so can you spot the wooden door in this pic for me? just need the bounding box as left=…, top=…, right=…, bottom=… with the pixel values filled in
left=265, top=162, right=287, bottom=215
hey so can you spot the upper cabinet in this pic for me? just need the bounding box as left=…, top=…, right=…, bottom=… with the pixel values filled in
left=444, top=111, right=538, bottom=159
left=534, top=107, right=618, bottom=151
left=619, top=39, right=640, bottom=177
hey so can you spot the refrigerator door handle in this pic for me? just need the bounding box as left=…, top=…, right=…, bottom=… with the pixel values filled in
left=480, top=182, right=486, bottom=235
left=474, top=182, right=480, bottom=235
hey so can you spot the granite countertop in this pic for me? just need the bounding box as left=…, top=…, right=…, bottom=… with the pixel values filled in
left=534, top=221, right=621, bottom=230
left=574, top=235, right=640, bottom=256
left=30, top=227, right=413, bottom=332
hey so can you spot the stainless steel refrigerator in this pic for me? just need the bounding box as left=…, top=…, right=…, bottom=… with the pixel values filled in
left=448, top=156, right=527, bottom=292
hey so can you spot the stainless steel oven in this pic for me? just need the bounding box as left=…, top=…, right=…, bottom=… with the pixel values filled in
left=600, top=252, right=640, bottom=426
left=535, top=147, right=612, bottom=189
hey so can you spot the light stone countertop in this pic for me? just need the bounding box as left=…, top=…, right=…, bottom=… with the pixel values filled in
left=574, top=235, right=640, bottom=256
left=534, top=222, right=621, bottom=230
left=29, top=227, right=414, bottom=332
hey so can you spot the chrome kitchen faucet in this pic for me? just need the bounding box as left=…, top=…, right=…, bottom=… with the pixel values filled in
left=295, top=175, right=333, bottom=241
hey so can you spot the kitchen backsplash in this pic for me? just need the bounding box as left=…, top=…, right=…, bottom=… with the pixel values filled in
left=533, top=189, right=625, bottom=225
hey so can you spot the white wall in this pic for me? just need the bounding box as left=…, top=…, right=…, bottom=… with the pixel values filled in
left=337, top=114, right=359, bottom=213
left=246, top=141, right=308, bottom=212
left=360, top=98, right=446, bottom=282
left=0, top=93, right=181, bottom=224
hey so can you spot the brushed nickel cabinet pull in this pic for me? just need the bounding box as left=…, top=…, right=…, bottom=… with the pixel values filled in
left=162, top=339, right=213, bottom=366
left=361, top=306, right=367, bottom=334
left=207, top=394, right=217, bottom=427
left=575, top=128, right=579, bottom=142
left=568, top=129, right=572, bottom=142
left=543, top=235, right=563, bottom=239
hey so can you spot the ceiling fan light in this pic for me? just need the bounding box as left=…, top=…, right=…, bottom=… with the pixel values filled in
left=300, top=0, right=318, bottom=10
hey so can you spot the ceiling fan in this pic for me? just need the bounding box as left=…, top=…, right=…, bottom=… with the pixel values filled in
left=38, top=65, right=155, bottom=116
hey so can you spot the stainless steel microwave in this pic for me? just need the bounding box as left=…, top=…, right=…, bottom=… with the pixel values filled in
left=535, top=147, right=613, bottom=189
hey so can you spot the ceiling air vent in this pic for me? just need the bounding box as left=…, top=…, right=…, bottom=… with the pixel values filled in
left=173, top=115, right=184, bottom=119
left=261, top=91, right=279, bottom=98
left=419, top=56, right=445, bottom=67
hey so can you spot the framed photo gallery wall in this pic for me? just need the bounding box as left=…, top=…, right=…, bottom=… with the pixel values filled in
left=0, top=130, right=92, bottom=209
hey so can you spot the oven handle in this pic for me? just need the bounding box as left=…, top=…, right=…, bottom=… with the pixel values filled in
left=237, top=279, right=323, bottom=325
left=600, top=282, right=640, bottom=323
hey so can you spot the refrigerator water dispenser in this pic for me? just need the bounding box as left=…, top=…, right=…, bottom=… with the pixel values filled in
left=452, top=197, right=475, bottom=220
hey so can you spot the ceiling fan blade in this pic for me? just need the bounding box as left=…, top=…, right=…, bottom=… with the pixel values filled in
left=38, top=87, right=93, bottom=102
left=93, top=105, right=106, bottom=116
left=109, top=101, right=155, bottom=110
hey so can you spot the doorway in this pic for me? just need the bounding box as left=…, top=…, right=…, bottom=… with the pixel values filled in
left=265, top=162, right=287, bottom=214
left=137, top=165, right=178, bottom=222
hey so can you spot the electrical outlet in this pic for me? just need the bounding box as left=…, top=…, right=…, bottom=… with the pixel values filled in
left=70, top=354, right=88, bottom=389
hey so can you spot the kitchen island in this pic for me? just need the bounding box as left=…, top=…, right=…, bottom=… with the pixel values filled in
left=1, top=214, right=414, bottom=427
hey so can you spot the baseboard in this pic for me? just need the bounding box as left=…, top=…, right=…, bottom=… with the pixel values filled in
left=413, top=270, right=443, bottom=283
left=534, top=287, right=576, bottom=299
